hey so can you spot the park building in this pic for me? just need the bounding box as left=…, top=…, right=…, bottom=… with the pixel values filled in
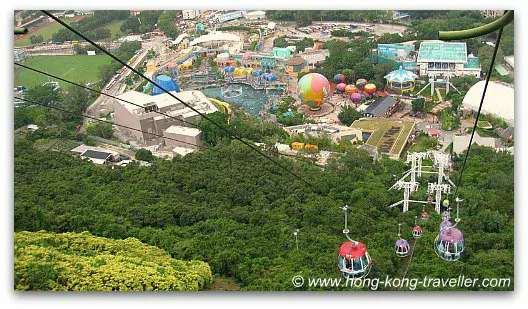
left=190, top=31, right=243, bottom=54
left=71, top=145, right=119, bottom=165
left=246, top=10, right=266, bottom=20
left=215, top=11, right=246, bottom=23
left=285, top=56, right=309, bottom=77
left=163, top=125, right=203, bottom=150
left=300, top=49, right=330, bottom=69
left=182, top=10, right=202, bottom=20
left=362, top=96, right=400, bottom=118
left=370, top=42, right=417, bottom=70
left=114, top=90, right=218, bottom=146
left=283, top=124, right=364, bottom=144
left=14, top=48, right=29, bottom=62
left=481, top=10, right=504, bottom=19
left=416, top=41, right=481, bottom=78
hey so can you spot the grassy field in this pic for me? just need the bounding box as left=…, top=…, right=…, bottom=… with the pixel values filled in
left=104, top=20, right=126, bottom=39
left=14, top=17, right=80, bottom=47
left=352, top=118, right=415, bottom=158
left=15, top=18, right=126, bottom=47
left=14, top=55, right=113, bottom=88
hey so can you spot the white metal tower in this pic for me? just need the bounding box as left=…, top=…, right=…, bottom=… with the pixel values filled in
left=427, top=183, right=451, bottom=213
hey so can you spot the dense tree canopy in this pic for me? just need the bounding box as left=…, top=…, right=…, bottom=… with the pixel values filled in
left=338, top=106, right=362, bottom=126
left=52, top=11, right=130, bottom=42
left=14, top=132, right=514, bottom=290
left=120, top=11, right=162, bottom=34
left=15, top=231, right=212, bottom=291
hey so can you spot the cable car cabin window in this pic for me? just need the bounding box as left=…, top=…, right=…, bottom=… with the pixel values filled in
left=353, top=258, right=361, bottom=271
left=344, top=258, right=352, bottom=270
left=361, top=255, right=369, bottom=267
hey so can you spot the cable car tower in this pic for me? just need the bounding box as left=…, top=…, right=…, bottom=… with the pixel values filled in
left=406, top=151, right=428, bottom=183
left=427, top=183, right=451, bottom=213
left=389, top=151, right=456, bottom=213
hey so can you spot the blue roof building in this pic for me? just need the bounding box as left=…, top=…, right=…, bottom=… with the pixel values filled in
left=371, top=43, right=416, bottom=70
left=384, top=66, right=419, bottom=94
left=273, top=47, right=292, bottom=59
left=151, top=75, right=180, bottom=95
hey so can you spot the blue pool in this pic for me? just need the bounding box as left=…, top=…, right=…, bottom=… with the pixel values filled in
left=183, top=83, right=282, bottom=115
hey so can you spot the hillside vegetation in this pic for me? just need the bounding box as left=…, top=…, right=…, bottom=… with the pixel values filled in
left=14, top=230, right=212, bottom=291
left=14, top=133, right=514, bottom=290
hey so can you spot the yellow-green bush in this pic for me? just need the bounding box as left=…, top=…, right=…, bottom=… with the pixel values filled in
left=14, top=231, right=212, bottom=291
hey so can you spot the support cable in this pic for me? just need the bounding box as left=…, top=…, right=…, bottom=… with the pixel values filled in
left=14, top=62, right=199, bottom=129
left=453, top=27, right=504, bottom=197
left=14, top=96, right=207, bottom=150
left=40, top=10, right=317, bottom=190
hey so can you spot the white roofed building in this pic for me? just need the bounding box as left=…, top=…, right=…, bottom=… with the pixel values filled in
left=163, top=125, right=203, bottom=150
left=246, top=10, right=266, bottom=20
left=190, top=31, right=242, bottom=53
left=114, top=90, right=217, bottom=145
left=182, top=10, right=202, bottom=20
left=462, top=81, right=514, bottom=124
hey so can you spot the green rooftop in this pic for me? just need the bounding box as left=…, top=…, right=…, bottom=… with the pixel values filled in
left=494, top=64, right=509, bottom=76
left=417, top=42, right=467, bottom=63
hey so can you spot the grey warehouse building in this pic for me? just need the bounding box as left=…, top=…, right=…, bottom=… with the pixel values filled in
left=114, top=90, right=218, bottom=146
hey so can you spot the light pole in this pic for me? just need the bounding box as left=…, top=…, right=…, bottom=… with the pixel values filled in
left=293, top=229, right=300, bottom=250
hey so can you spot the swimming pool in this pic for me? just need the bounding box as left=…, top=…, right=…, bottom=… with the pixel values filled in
left=182, top=83, right=282, bottom=115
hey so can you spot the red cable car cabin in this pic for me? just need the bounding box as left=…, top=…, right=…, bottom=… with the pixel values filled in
left=337, top=241, right=372, bottom=278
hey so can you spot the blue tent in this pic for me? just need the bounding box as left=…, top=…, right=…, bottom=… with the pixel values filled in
left=263, top=73, right=277, bottom=82
left=151, top=75, right=180, bottom=95
left=384, top=66, right=418, bottom=83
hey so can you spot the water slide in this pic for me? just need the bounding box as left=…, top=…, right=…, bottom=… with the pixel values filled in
left=208, top=97, right=232, bottom=115
left=159, top=46, right=200, bottom=69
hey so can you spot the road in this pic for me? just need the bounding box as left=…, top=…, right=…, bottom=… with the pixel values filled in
left=86, top=37, right=164, bottom=117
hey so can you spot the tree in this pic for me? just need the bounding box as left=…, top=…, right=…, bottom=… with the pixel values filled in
left=338, top=106, right=362, bottom=126
left=158, top=11, right=179, bottom=38
left=373, top=62, right=395, bottom=90
left=13, top=133, right=514, bottom=291
left=15, top=231, right=212, bottom=291
left=135, top=149, right=155, bottom=162
left=412, top=98, right=426, bottom=112
left=29, top=35, right=44, bottom=44
left=478, top=44, right=505, bottom=73
left=85, top=122, right=113, bottom=138
left=250, top=40, right=258, bottom=51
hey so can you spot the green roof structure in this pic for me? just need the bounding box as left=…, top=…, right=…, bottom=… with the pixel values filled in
left=494, top=64, right=509, bottom=76
left=417, top=41, right=467, bottom=63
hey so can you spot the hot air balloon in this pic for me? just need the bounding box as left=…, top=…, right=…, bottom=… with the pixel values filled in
left=298, top=73, right=331, bottom=110
left=351, top=92, right=362, bottom=104
left=334, top=73, right=346, bottom=84
left=355, top=78, right=368, bottom=90
left=344, top=84, right=357, bottom=95
left=364, top=83, right=377, bottom=95
left=336, top=83, right=347, bottom=92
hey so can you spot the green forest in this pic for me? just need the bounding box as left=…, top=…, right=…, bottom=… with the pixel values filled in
left=14, top=132, right=514, bottom=290
left=15, top=231, right=212, bottom=291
